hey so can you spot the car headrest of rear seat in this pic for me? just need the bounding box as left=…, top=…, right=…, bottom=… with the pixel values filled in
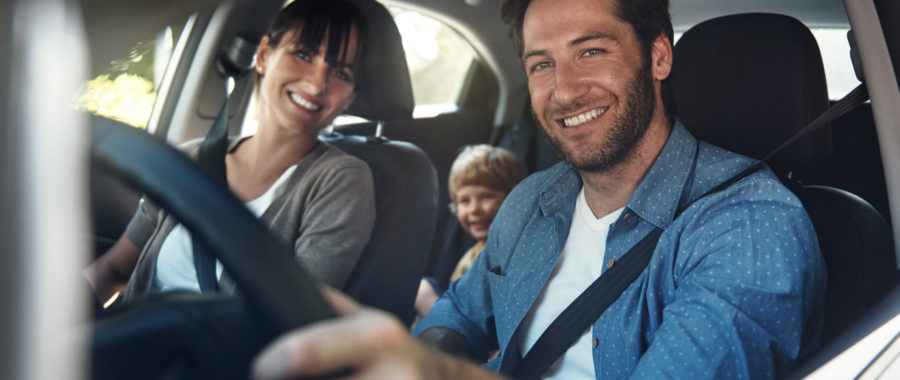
left=345, top=0, right=415, bottom=121
left=671, top=13, right=833, bottom=172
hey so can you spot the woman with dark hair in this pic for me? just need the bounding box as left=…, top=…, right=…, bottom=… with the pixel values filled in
left=85, top=0, right=376, bottom=304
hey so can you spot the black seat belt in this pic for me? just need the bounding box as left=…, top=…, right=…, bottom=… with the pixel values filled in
left=191, top=100, right=230, bottom=292
left=191, top=36, right=255, bottom=293
left=509, top=83, right=869, bottom=380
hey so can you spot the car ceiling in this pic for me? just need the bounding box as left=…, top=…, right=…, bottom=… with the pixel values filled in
left=78, top=0, right=852, bottom=81
left=385, top=0, right=851, bottom=124
left=79, top=0, right=220, bottom=77
left=670, top=0, right=849, bottom=31
left=77, top=0, right=853, bottom=126
left=391, top=0, right=850, bottom=32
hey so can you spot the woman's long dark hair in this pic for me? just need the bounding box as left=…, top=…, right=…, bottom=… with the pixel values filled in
left=263, top=0, right=370, bottom=89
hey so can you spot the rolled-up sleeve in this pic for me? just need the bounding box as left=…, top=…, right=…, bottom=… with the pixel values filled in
left=124, top=197, right=160, bottom=249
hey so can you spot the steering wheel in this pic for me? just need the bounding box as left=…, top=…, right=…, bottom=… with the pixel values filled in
left=89, top=115, right=334, bottom=379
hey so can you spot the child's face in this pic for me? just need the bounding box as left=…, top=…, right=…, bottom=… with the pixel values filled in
left=454, top=184, right=507, bottom=241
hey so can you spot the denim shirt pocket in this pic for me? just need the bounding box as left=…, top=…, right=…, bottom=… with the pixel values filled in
left=486, top=267, right=519, bottom=352
left=486, top=266, right=507, bottom=300
left=485, top=266, right=511, bottom=321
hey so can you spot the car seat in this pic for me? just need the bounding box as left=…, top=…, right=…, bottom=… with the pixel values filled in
left=323, top=0, right=439, bottom=326
left=335, top=0, right=496, bottom=290
left=671, top=12, right=898, bottom=347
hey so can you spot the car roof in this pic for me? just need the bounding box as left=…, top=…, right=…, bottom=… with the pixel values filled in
left=670, top=0, right=849, bottom=30
left=385, top=0, right=853, bottom=126
left=391, top=0, right=851, bottom=31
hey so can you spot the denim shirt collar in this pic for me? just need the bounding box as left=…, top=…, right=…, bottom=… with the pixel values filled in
left=627, top=121, right=698, bottom=228
left=537, top=121, right=698, bottom=229
left=537, top=165, right=582, bottom=219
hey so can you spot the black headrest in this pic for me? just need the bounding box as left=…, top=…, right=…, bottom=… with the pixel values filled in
left=345, top=0, right=415, bottom=121
left=671, top=13, right=833, bottom=172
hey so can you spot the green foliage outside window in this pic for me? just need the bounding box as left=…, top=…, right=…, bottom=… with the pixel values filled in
left=75, top=41, right=159, bottom=128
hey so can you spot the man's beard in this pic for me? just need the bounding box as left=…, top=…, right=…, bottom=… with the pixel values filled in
left=538, top=60, right=656, bottom=173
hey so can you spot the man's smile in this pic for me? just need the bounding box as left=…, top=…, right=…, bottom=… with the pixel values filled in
left=560, top=106, right=609, bottom=127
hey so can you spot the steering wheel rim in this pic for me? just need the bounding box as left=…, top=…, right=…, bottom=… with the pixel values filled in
left=89, top=115, right=334, bottom=378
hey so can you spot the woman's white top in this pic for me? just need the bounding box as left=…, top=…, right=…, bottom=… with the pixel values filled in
left=154, top=164, right=298, bottom=292
left=519, top=187, right=624, bottom=379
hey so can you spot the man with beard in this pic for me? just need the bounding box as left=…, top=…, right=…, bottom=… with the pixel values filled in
left=252, top=0, right=826, bottom=378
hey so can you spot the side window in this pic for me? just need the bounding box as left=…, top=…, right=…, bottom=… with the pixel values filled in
left=811, top=28, right=863, bottom=100
left=75, top=12, right=190, bottom=129
left=387, top=5, right=479, bottom=117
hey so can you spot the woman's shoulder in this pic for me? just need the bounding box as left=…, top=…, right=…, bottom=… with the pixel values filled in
left=280, top=142, right=375, bottom=204
left=282, top=142, right=373, bottom=192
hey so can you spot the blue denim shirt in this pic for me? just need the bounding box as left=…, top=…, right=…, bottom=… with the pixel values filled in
left=414, top=122, right=825, bottom=379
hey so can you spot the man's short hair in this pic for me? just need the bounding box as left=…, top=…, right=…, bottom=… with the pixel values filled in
left=500, top=0, right=676, bottom=122
left=448, top=145, right=528, bottom=205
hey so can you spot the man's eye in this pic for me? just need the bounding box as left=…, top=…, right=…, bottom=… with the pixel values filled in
left=529, top=61, right=552, bottom=74
left=583, top=48, right=606, bottom=57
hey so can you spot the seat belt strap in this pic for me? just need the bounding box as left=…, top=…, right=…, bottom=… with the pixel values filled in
left=509, top=162, right=748, bottom=380
left=187, top=37, right=253, bottom=293
left=192, top=100, right=230, bottom=293
left=761, top=83, right=868, bottom=164
left=508, top=83, right=869, bottom=380
left=510, top=227, right=663, bottom=380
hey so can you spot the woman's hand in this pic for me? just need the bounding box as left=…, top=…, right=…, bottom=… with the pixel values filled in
left=83, top=234, right=140, bottom=306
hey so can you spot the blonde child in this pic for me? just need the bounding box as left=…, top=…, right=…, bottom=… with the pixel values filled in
left=414, top=144, right=527, bottom=319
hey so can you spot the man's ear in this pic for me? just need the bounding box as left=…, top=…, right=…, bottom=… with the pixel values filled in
left=651, top=33, right=673, bottom=81
left=256, top=35, right=272, bottom=74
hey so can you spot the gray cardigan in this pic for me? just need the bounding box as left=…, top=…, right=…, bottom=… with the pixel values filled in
left=121, top=137, right=375, bottom=300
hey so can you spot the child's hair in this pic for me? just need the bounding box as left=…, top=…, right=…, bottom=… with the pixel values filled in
left=448, top=145, right=528, bottom=206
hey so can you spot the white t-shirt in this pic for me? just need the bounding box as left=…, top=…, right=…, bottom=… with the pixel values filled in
left=519, top=187, right=623, bottom=379
left=154, top=164, right=298, bottom=292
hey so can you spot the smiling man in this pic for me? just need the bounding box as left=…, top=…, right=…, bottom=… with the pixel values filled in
left=253, top=0, right=826, bottom=378
left=411, top=0, right=825, bottom=378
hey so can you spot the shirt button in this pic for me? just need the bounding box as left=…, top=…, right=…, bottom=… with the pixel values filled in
left=607, top=259, right=615, bottom=269
left=623, top=212, right=630, bottom=220
left=592, top=338, right=599, bottom=348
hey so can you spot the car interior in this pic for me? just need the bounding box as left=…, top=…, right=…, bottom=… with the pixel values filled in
left=1, top=0, right=899, bottom=378
left=668, top=10, right=897, bottom=360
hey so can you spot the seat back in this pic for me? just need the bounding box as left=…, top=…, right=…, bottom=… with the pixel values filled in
left=344, top=0, right=415, bottom=121
left=793, top=185, right=896, bottom=342
left=321, top=133, right=439, bottom=326
left=337, top=110, right=493, bottom=284
left=671, top=13, right=898, bottom=345
left=672, top=13, right=832, bottom=175
left=320, top=0, right=439, bottom=325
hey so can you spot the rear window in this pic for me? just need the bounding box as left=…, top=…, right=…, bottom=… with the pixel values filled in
left=811, top=28, right=862, bottom=100
left=387, top=5, right=478, bottom=117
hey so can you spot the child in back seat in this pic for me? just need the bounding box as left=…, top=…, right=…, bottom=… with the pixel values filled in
left=414, top=144, right=527, bottom=321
